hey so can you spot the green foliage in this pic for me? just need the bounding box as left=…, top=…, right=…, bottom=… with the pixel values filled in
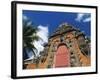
left=23, top=18, right=40, bottom=58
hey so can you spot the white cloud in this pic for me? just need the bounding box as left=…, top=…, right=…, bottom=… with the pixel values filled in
left=75, top=13, right=84, bottom=22
left=23, top=15, right=33, bottom=26
left=33, top=25, right=49, bottom=56
left=83, top=17, right=91, bottom=22
left=75, top=13, right=91, bottom=23
left=23, top=15, right=28, bottom=20
left=37, top=25, right=48, bottom=43
left=27, top=21, right=32, bottom=26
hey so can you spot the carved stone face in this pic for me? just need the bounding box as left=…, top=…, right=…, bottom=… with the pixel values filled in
left=66, top=33, right=74, bottom=39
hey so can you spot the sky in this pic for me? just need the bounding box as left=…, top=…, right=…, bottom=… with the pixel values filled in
left=23, top=10, right=91, bottom=59
left=23, top=10, right=91, bottom=37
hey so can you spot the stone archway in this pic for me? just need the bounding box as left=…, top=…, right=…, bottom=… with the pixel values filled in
left=55, top=43, right=70, bottom=68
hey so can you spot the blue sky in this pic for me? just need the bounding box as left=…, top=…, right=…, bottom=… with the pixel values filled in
left=23, top=10, right=91, bottom=37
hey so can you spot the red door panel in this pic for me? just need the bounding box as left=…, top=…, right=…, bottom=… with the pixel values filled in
left=55, top=45, right=70, bottom=67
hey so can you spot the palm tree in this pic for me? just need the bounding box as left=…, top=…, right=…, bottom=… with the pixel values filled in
left=23, top=18, right=40, bottom=60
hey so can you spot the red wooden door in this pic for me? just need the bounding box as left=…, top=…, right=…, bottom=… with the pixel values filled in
left=55, top=45, right=70, bottom=67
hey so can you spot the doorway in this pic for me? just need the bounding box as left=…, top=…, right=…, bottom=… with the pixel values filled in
left=55, top=44, right=70, bottom=67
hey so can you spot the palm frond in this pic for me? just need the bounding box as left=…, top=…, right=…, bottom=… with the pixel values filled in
left=23, top=17, right=41, bottom=59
